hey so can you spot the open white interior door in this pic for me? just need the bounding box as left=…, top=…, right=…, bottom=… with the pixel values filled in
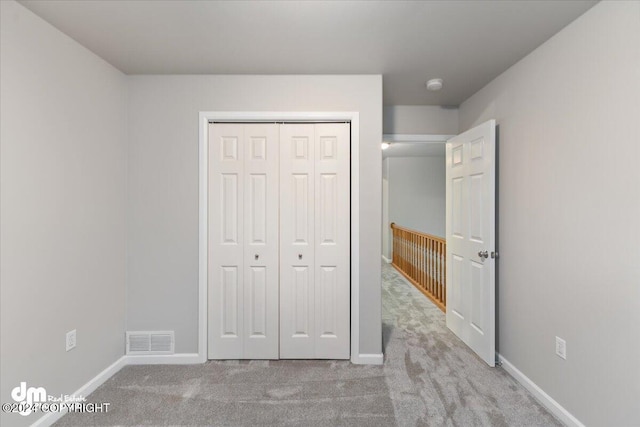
left=445, top=119, right=496, bottom=366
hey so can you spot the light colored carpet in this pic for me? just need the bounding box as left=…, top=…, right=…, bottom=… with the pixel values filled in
left=55, top=263, right=560, bottom=426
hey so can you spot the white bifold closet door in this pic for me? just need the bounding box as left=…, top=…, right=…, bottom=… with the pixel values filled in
left=208, top=123, right=280, bottom=359
left=279, top=123, right=350, bottom=359
left=208, top=122, right=350, bottom=360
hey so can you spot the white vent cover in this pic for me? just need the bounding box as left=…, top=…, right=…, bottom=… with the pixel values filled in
left=126, top=331, right=174, bottom=354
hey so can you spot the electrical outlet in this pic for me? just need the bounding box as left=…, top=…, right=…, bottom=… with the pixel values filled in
left=66, top=329, right=77, bottom=352
left=555, top=336, right=566, bottom=360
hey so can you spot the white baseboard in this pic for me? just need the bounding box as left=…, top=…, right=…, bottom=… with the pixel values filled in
left=31, top=356, right=128, bottom=427
left=498, top=354, right=584, bottom=427
left=351, top=353, right=384, bottom=365
left=124, top=353, right=201, bottom=365
left=381, top=255, right=391, bottom=263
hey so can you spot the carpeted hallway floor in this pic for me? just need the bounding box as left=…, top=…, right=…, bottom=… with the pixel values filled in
left=55, top=263, right=560, bottom=426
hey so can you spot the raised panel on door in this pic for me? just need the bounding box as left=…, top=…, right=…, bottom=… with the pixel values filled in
left=293, top=266, right=311, bottom=337
left=243, top=124, right=279, bottom=359
left=449, top=254, right=465, bottom=321
left=314, top=123, right=350, bottom=359
left=209, top=123, right=244, bottom=359
left=221, top=266, right=240, bottom=336
left=469, top=261, right=485, bottom=335
left=279, top=124, right=315, bottom=358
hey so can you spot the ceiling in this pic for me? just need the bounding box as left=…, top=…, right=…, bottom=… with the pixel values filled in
left=19, top=0, right=596, bottom=106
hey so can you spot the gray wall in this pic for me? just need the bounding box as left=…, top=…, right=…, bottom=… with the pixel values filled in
left=0, top=2, right=127, bottom=426
left=388, top=157, right=445, bottom=238
left=384, top=105, right=458, bottom=135
left=126, top=75, right=383, bottom=355
left=459, top=1, right=640, bottom=425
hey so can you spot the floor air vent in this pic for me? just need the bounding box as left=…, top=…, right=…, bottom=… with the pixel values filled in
left=126, top=331, right=174, bottom=354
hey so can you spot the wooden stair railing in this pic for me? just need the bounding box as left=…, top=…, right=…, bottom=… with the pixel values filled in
left=390, top=223, right=446, bottom=312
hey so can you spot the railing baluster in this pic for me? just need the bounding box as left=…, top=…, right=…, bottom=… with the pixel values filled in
left=438, top=242, right=441, bottom=298
left=413, top=234, right=417, bottom=281
left=411, top=233, right=414, bottom=280
left=416, top=236, right=419, bottom=283
left=426, top=236, right=429, bottom=293
left=399, top=229, right=403, bottom=270
left=414, top=235, right=418, bottom=282
left=400, top=229, right=403, bottom=270
left=403, top=230, right=406, bottom=272
left=425, top=237, right=429, bottom=294
left=398, top=229, right=401, bottom=268
left=401, top=228, right=404, bottom=271
left=438, top=241, right=442, bottom=301
left=392, top=226, right=395, bottom=264
left=408, top=233, right=411, bottom=274
left=420, top=235, right=424, bottom=290
left=433, top=239, right=437, bottom=301
left=420, top=236, right=423, bottom=289
left=430, top=238, right=434, bottom=296
left=441, top=241, right=444, bottom=302
left=393, top=227, right=396, bottom=265
left=437, top=240, right=441, bottom=302
left=391, top=226, right=394, bottom=264
left=403, top=230, right=407, bottom=272
left=427, top=238, right=431, bottom=296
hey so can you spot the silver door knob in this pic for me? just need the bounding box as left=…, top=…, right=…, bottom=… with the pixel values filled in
left=478, top=250, right=488, bottom=259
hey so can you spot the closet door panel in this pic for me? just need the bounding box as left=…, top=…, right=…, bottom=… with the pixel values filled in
left=314, top=123, right=350, bottom=359
left=279, top=124, right=315, bottom=358
left=243, top=124, right=279, bottom=359
left=209, top=124, right=244, bottom=359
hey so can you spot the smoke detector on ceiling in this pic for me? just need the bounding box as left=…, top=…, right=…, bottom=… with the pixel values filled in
left=426, top=78, right=443, bottom=91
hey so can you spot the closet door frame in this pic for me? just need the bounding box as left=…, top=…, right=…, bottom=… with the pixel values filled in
left=199, top=112, right=362, bottom=364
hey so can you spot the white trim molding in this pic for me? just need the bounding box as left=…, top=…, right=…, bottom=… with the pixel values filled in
left=352, top=353, right=384, bottom=365
left=381, top=255, right=391, bottom=264
left=124, top=353, right=201, bottom=365
left=382, top=134, right=455, bottom=144
left=498, top=354, right=585, bottom=427
left=199, top=111, right=363, bottom=365
left=31, top=356, right=128, bottom=427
